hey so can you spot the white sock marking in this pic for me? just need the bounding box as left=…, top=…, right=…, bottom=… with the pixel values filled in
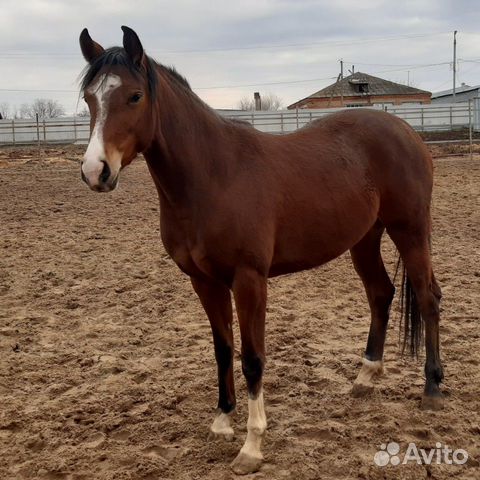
left=239, top=389, right=266, bottom=459
left=210, top=412, right=234, bottom=437
left=355, top=358, right=384, bottom=385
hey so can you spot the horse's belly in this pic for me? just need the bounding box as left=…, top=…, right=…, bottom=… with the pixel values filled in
left=269, top=197, right=378, bottom=276
left=269, top=236, right=356, bottom=276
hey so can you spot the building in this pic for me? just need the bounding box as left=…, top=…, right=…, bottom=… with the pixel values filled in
left=287, top=72, right=431, bottom=109
left=431, top=83, right=480, bottom=104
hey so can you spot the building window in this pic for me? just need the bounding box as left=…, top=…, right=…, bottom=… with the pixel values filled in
left=346, top=104, right=364, bottom=108
left=358, top=83, right=369, bottom=93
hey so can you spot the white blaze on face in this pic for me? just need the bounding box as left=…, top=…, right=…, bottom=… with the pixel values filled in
left=82, top=73, right=122, bottom=188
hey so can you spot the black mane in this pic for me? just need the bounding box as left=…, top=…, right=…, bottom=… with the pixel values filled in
left=80, top=46, right=191, bottom=98
left=160, top=65, right=191, bottom=91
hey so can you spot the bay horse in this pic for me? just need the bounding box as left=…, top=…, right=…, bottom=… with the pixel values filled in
left=79, top=26, right=444, bottom=475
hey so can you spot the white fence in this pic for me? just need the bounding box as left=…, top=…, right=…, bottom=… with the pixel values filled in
left=0, top=100, right=479, bottom=145
left=221, top=101, right=480, bottom=135
left=0, top=117, right=90, bottom=145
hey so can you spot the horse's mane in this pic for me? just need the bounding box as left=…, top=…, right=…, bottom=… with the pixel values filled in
left=79, top=46, right=250, bottom=132
left=79, top=46, right=191, bottom=99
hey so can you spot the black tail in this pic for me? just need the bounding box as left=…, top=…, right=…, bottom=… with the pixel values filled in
left=399, top=266, right=424, bottom=357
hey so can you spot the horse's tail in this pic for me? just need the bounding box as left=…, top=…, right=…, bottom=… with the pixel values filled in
left=398, top=261, right=423, bottom=357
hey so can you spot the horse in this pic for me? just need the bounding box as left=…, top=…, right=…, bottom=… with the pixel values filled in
left=78, top=26, right=444, bottom=475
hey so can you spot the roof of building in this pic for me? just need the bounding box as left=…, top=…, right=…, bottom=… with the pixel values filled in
left=288, top=72, right=431, bottom=108
left=432, top=83, right=480, bottom=98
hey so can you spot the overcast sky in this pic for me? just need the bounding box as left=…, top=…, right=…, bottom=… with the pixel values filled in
left=1, top=0, right=480, bottom=115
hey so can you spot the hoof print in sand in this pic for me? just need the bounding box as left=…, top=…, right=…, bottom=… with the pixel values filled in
left=143, top=445, right=185, bottom=463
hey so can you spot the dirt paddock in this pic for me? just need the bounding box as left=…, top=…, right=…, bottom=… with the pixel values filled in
left=0, top=146, right=479, bottom=480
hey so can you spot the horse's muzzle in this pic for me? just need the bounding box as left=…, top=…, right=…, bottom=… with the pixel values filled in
left=81, top=160, right=118, bottom=192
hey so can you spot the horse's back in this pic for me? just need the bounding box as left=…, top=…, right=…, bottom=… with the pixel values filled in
left=263, top=108, right=433, bottom=274
left=323, top=109, right=434, bottom=228
left=286, top=108, right=434, bottom=220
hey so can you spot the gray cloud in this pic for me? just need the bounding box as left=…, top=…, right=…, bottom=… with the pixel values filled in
left=0, top=0, right=479, bottom=114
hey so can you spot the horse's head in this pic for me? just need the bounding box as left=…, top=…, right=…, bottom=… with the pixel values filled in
left=79, top=26, right=157, bottom=192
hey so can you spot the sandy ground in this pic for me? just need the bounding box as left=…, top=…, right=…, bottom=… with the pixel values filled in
left=0, top=146, right=479, bottom=480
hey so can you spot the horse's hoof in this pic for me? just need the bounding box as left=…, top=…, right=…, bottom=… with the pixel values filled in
left=208, top=428, right=234, bottom=442
left=231, top=452, right=263, bottom=475
left=351, top=381, right=374, bottom=398
left=421, top=393, right=445, bottom=411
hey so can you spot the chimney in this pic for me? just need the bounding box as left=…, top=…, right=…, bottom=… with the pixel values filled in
left=254, top=92, right=262, bottom=111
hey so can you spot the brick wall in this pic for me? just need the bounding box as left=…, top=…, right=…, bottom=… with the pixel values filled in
left=290, top=93, right=431, bottom=109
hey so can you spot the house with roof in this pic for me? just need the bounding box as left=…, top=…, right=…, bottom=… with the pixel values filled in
left=287, top=72, right=431, bottom=110
left=431, top=83, right=480, bottom=104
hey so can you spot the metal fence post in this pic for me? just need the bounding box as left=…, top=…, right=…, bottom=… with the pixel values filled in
left=11, top=120, right=15, bottom=146
left=474, top=97, right=480, bottom=133
left=469, top=99, right=473, bottom=161
left=73, top=116, right=77, bottom=142
left=450, top=106, right=453, bottom=130
left=43, top=119, right=46, bottom=143
left=36, top=114, right=40, bottom=147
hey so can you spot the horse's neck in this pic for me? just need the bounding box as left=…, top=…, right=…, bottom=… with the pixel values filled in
left=144, top=79, right=235, bottom=208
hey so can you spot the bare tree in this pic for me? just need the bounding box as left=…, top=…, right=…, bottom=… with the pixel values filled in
left=76, top=107, right=90, bottom=117
left=19, top=98, right=65, bottom=119
left=19, top=103, right=31, bottom=119
left=237, top=93, right=283, bottom=111
left=238, top=97, right=255, bottom=111
left=0, top=102, right=10, bottom=119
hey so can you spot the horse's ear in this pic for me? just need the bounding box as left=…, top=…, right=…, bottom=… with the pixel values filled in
left=121, top=26, right=145, bottom=66
left=79, top=28, right=105, bottom=64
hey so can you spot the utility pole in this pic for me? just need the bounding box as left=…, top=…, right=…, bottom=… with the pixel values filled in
left=340, top=59, right=344, bottom=80
left=453, top=30, right=457, bottom=102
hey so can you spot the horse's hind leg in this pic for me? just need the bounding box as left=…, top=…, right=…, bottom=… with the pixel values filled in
left=387, top=227, right=444, bottom=410
left=350, top=220, right=395, bottom=396
left=191, top=277, right=236, bottom=441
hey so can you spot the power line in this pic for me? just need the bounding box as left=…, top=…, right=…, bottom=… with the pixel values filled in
left=0, top=88, right=77, bottom=93
left=342, top=60, right=451, bottom=68
left=0, top=75, right=339, bottom=93
left=0, top=59, right=474, bottom=94
left=0, top=31, right=449, bottom=58
left=194, top=76, right=337, bottom=90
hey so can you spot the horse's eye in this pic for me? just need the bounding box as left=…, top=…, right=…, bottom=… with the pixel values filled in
left=129, top=93, right=142, bottom=104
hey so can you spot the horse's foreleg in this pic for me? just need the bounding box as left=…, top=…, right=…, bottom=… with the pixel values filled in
left=191, top=277, right=236, bottom=440
left=350, top=221, right=395, bottom=396
left=230, top=267, right=267, bottom=475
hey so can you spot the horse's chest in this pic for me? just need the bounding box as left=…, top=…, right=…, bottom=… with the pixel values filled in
left=161, top=231, right=197, bottom=276
left=160, top=217, right=234, bottom=282
left=159, top=213, right=196, bottom=274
